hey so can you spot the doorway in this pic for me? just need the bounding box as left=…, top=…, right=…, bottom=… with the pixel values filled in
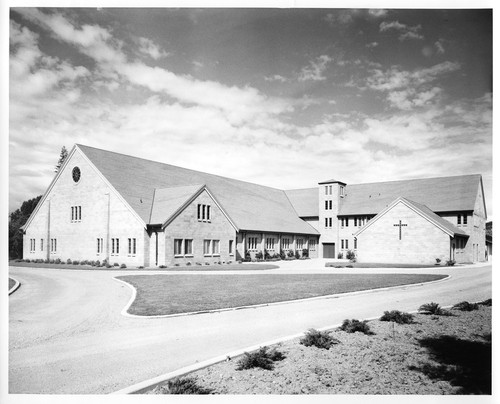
left=323, top=243, right=335, bottom=258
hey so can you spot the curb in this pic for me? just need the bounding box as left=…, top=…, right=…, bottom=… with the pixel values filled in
left=8, top=277, right=21, bottom=295
left=113, top=299, right=484, bottom=395
left=113, top=274, right=451, bottom=319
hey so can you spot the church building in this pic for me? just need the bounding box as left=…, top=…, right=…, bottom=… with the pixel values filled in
left=22, top=145, right=487, bottom=266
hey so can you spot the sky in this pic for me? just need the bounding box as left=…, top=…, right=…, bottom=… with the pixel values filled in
left=8, top=7, right=493, bottom=217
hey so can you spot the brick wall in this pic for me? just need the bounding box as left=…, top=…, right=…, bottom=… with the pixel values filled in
left=356, top=201, right=451, bottom=264
left=23, top=149, right=147, bottom=267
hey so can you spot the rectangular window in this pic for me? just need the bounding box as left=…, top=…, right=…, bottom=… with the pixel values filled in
left=329, top=185, right=332, bottom=195
left=198, top=204, right=211, bottom=222
left=128, top=238, right=137, bottom=255
left=329, top=200, right=332, bottom=210
left=71, top=206, right=74, bottom=221
left=340, top=186, right=345, bottom=197
left=212, top=240, right=220, bottom=255
left=174, top=239, right=183, bottom=256
left=229, top=240, right=234, bottom=255
left=297, top=239, right=303, bottom=250
left=184, top=239, right=193, bottom=255
left=266, top=238, right=275, bottom=250
left=325, top=186, right=328, bottom=195
left=325, top=218, right=328, bottom=228
left=204, top=239, right=211, bottom=255
left=197, top=204, right=202, bottom=220
left=329, top=217, right=332, bottom=228
left=341, top=239, right=344, bottom=249
left=40, top=239, right=43, bottom=251
left=248, top=237, right=259, bottom=250
left=50, top=238, right=57, bottom=253
left=463, top=215, right=467, bottom=225
left=457, top=215, right=461, bottom=225
left=345, top=218, right=349, bottom=227
left=111, top=238, right=119, bottom=255
left=309, top=239, right=316, bottom=251
left=346, top=239, right=349, bottom=249
left=78, top=206, right=81, bottom=220
left=325, top=200, right=328, bottom=210
left=202, top=205, right=206, bottom=220
left=206, top=205, right=211, bottom=221
left=354, top=238, right=357, bottom=249
left=282, top=238, right=290, bottom=249
left=354, top=218, right=357, bottom=226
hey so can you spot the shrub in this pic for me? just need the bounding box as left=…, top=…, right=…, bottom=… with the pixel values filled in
left=236, top=346, right=285, bottom=371
left=90, top=261, right=96, bottom=266
left=49, top=259, right=55, bottom=264
left=137, top=266, right=144, bottom=269
left=120, top=264, right=126, bottom=269
left=55, top=258, right=61, bottom=264
left=255, top=251, right=263, bottom=260
left=380, top=310, right=414, bottom=324
left=66, top=258, right=72, bottom=264
left=174, top=263, right=180, bottom=266
left=44, top=259, right=49, bottom=263
left=346, top=249, right=356, bottom=261
left=295, top=250, right=300, bottom=259
left=95, top=260, right=100, bottom=267
left=435, top=258, right=441, bottom=265
left=345, top=265, right=353, bottom=268
left=186, top=262, right=192, bottom=266
left=479, top=298, right=492, bottom=306
left=159, top=265, right=167, bottom=268
left=264, top=249, right=271, bottom=260
left=446, top=259, right=456, bottom=266
left=452, top=301, right=479, bottom=311
left=287, top=250, right=294, bottom=258
left=302, top=248, right=309, bottom=258
left=72, top=260, right=80, bottom=265
left=337, top=252, right=343, bottom=259
left=418, top=302, right=451, bottom=316
left=106, top=264, right=112, bottom=268
left=195, top=262, right=202, bottom=266
left=205, top=262, right=210, bottom=265
left=339, top=319, right=373, bottom=335
left=114, top=262, right=119, bottom=267
left=279, top=250, right=286, bottom=260
left=299, top=328, right=340, bottom=350
left=161, top=377, right=213, bottom=394
left=80, top=260, right=88, bottom=265
left=25, top=259, right=31, bottom=263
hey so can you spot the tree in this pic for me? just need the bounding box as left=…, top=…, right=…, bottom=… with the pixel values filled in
left=9, top=195, right=42, bottom=259
left=55, top=146, right=68, bottom=173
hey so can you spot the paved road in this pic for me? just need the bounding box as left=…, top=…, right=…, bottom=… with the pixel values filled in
left=8, top=261, right=491, bottom=394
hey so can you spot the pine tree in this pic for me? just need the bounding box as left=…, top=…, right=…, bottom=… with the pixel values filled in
left=55, top=146, right=68, bottom=173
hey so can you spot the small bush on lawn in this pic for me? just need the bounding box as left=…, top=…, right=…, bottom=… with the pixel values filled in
left=446, top=259, right=456, bottom=266
left=418, top=302, right=452, bottom=316
left=159, top=265, right=167, bottom=268
left=80, top=260, right=88, bottom=265
left=114, top=262, right=119, bottom=267
left=120, top=264, right=126, bottom=269
left=380, top=310, right=415, bottom=324
left=106, top=264, right=112, bottom=268
left=300, top=328, right=340, bottom=350
left=72, top=260, right=80, bottom=265
left=337, top=252, right=343, bottom=259
left=236, top=346, right=285, bottom=371
left=479, top=298, right=492, bottom=306
left=160, top=377, right=213, bottom=394
left=346, top=249, right=356, bottom=261
left=95, top=260, right=100, bottom=267
left=340, top=319, right=374, bottom=335
left=44, top=259, right=49, bottom=263
left=66, top=258, right=72, bottom=264
left=55, top=258, right=61, bottom=264
left=137, top=266, right=144, bottom=269
left=452, top=301, right=479, bottom=311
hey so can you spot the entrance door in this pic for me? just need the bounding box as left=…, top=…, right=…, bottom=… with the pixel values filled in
left=323, top=243, right=335, bottom=258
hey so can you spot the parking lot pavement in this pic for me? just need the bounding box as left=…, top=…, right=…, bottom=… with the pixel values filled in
left=8, top=262, right=492, bottom=394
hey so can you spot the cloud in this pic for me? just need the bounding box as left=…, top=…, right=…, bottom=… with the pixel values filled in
left=368, top=9, right=388, bottom=18
left=379, top=20, right=424, bottom=41
left=298, top=55, right=333, bottom=82
left=138, top=37, right=170, bottom=60
left=366, top=42, right=379, bottom=48
left=435, top=40, right=445, bottom=54
left=264, top=74, right=287, bottom=82
left=324, top=11, right=355, bottom=26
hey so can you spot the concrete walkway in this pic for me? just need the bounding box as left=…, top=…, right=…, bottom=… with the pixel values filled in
left=8, top=261, right=491, bottom=394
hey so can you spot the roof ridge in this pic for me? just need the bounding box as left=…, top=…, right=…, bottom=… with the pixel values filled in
left=347, top=173, right=480, bottom=187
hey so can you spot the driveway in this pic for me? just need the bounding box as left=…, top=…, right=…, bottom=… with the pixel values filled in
left=8, top=262, right=491, bottom=394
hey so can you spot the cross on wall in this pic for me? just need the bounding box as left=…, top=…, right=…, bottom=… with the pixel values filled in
left=393, top=220, right=408, bottom=240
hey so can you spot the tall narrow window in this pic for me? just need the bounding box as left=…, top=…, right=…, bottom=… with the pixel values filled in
left=206, top=206, right=211, bottom=221
left=345, top=218, right=349, bottom=227
left=325, top=201, right=328, bottom=210
left=204, top=239, right=211, bottom=255
left=174, top=239, right=183, bottom=256
left=78, top=206, right=81, bottom=221
left=71, top=206, right=74, bottom=221
left=212, top=240, right=220, bottom=255
left=229, top=240, right=234, bottom=255
left=329, top=217, right=332, bottom=227
left=463, top=215, right=468, bottom=225
left=346, top=239, right=349, bottom=249
left=341, top=239, right=344, bottom=249
left=329, top=200, right=332, bottom=210
left=40, top=239, right=43, bottom=251
left=184, top=239, right=193, bottom=255
left=457, top=215, right=462, bottom=225
left=329, top=185, right=332, bottom=195
left=128, top=238, right=137, bottom=255
left=325, top=218, right=328, bottom=228
left=202, top=205, right=206, bottom=220
left=325, top=186, right=328, bottom=195
left=354, top=238, right=357, bottom=249
left=197, top=204, right=202, bottom=220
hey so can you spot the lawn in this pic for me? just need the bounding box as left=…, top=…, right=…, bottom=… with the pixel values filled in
left=8, top=278, right=16, bottom=290
left=326, top=262, right=446, bottom=268
left=117, top=273, right=447, bottom=316
left=8, top=260, right=277, bottom=271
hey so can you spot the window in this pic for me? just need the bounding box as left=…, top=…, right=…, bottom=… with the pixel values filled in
left=204, top=239, right=211, bottom=255
left=463, top=215, right=468, bottom=225
left=345, top=239, right=349, bottom=249
left=30, top=238, right=35, bottom=253
left=266, top=238, right=275, bottom=250
left=325, top=200, right=328, bottom=210
left=174, top=239, right=183, bottom=256
left=50, top=238, right=57, bottom=253
left=71, top=205, right=82, bottom=222
left=329, top=200, right=332, bottom=210
left=229, top=240, right=234, bottom=255
left=128, top=238, right=137, bottom=256
left=354, top=238, right=357, bottom=249
left=40, top=239, right=43, bottom=251
left=329, top=218, right=332, bottom=228
left=111, top=238, right=119, bottom=255
left=309, top=239, right=316, bottom=251
left=282, top=238, right=290, bottom=249
left=325, top=218, right=328, bottom=228
left=184, top=239, right=193, bottom=255
left=248, top=237, right=258, bottom=250
left=329, top=185, right=332, bottom=195
left=341, top=239, right=344, bottom=249
left=97, top=238, right=103, bottom=254
left=297, top=239, right=303, bottom=250
left=212, top=240, right=220, bottom=255
left=325, top=186, right=328, bottom=195
left=198, top=204, right=211, bottom=221
left=345, top=218, right=349, bottom=227
left=354, top=218, right=357, bottom=226
left=457, top=215, right=461, bottom=225
left=340, top=186, right=345, bottom=197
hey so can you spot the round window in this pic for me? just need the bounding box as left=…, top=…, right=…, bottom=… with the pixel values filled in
left=72, top=166, right=81, bottom=183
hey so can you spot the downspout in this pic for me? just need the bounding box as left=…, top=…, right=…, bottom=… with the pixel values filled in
left=155, top=231, right=158, bottom=266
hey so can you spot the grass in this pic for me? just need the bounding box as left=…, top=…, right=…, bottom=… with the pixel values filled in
left=117, top=273, right=447, bottom=316
left=8, top=260, right=277, bottom=271
left=326, top=262, right=445, bottom=268
left=8, top=278, right=16, bottom=290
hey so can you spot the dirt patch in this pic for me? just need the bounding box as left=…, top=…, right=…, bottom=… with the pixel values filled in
left=151, top=306, right=491, bottom=394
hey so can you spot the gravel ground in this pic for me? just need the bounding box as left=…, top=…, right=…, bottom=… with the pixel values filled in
left=152, top=305, right=491, bottom=395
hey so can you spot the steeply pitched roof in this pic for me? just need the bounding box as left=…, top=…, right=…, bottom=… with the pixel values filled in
left=284, top=188, right=318, bottom=217
left=77, top=145, right=319, bottom=235
left=340, top=175, right=481, bottom=215
left=354, top=197, right=468, bottom=238
left=149, top=184, right=204, bottom=225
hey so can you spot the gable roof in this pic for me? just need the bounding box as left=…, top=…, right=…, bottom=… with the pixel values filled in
left=284, top=188, right=318, bottom=217
left=354, top=197, right=468, bottom=238
left=340, top=175, right=482, bottom=215
left=76, top=145, right=319, bottom=235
